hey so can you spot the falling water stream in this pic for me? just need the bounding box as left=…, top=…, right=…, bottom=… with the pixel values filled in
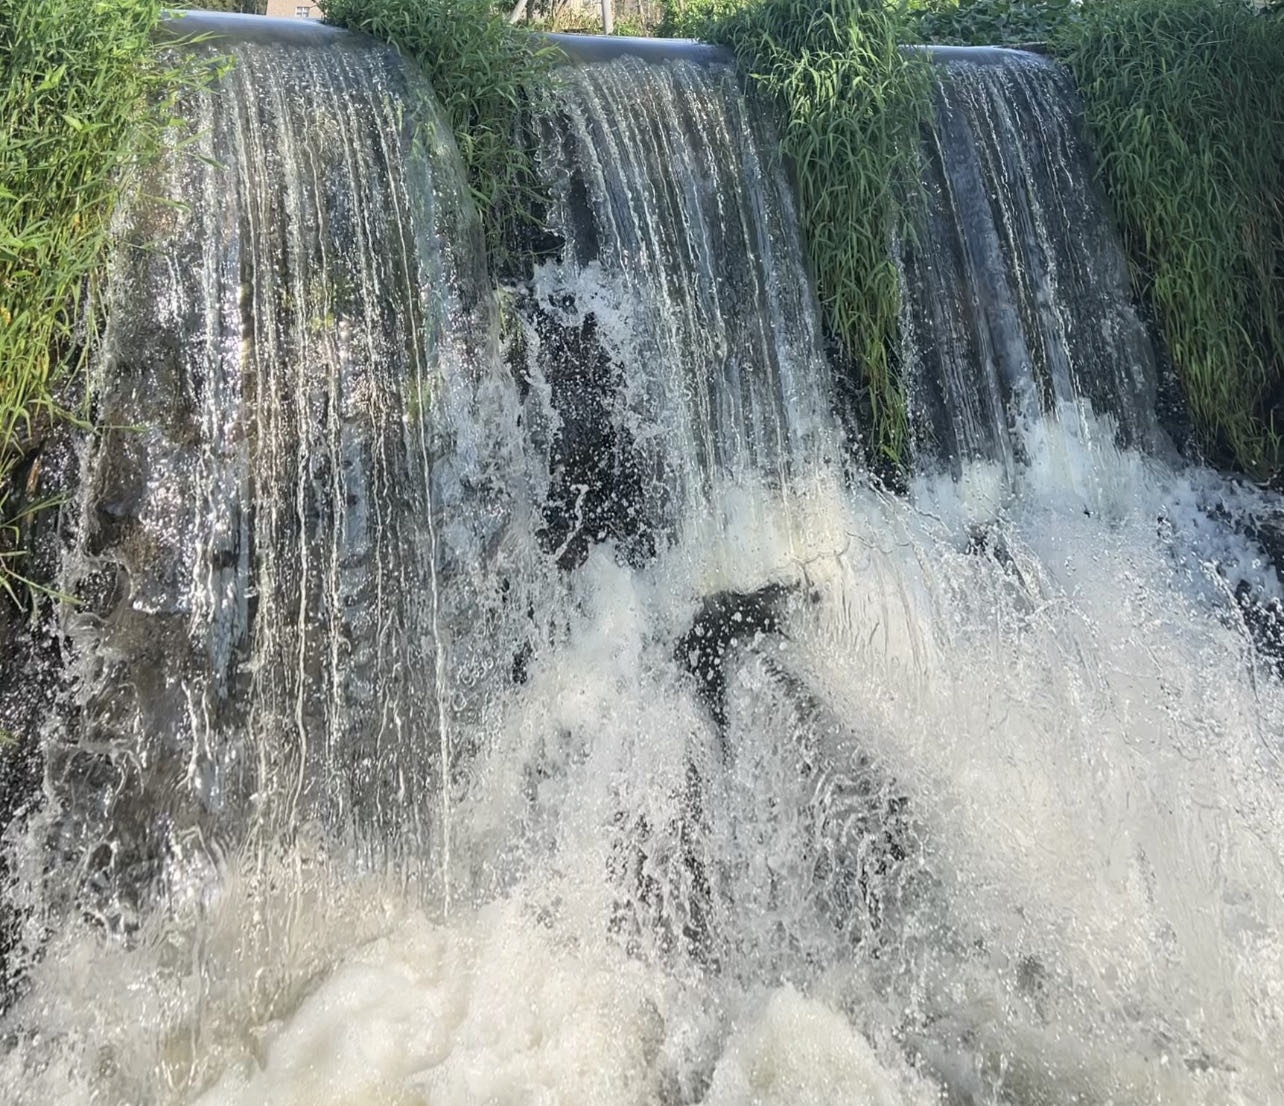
left=897, top=48, right=1167, bottom=478
left=1, top=18, right=1282, bottom=1106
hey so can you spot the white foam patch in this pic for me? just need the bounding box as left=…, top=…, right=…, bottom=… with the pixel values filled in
left=705, top=988, right=937, bottom=1106
left=5, top=409, right=1284, bottom=1106
left=187, top=908, right=932, bottom=1106
left=192, top=900, right=668, bottom=1106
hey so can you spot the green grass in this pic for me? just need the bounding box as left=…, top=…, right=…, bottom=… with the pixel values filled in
left=0, top=0, right=205, bottom=604
left=658, top=0, right=753, bottom=35
left=321, top=0, right=556, bottom=275
left=908, top=0, right=1076, bottom=46
left=668, top=0, right=931, bottom=469
left=1055, top=0, right=1284, bottom=477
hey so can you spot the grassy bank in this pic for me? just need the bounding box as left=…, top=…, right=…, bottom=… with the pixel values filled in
left=667, top=0, right=1284, bottom=479
left=907, top=0, right=1075, bottom=46
left=908, top=0, right=1284, bottom=478
left=0, top=0, right=199, bottom=602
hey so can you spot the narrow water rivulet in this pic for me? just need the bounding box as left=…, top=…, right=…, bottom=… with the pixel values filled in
left=1, top=24, right=1282, bottom=1106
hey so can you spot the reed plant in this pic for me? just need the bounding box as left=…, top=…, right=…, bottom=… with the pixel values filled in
left=321, top=0, right=556, bottom=274
left=0, top=0, right=201, bottom=602
left=1055, top=0, right=1284, bottom=477
left=670, top=0, right=930, bottom=469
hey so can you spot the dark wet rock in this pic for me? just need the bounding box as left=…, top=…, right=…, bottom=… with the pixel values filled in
left=1230, top=507, right=1284, bottom=679
left=608, top=584, right=799, bottom=971
left=965, top=523, right=1016, bottom=570
left=608, top=760, right=715, bottom=969
left=517, top=292, right=654, bottom=571
left=626, top=582, right=920, bottom=965
left=675, top=582, right=794, bottom=737
left=1250, top=510, right=1284, bottom=569
left=1235, top=581, right=1284, bottom=679
left=744, top=654, right=917, bottom=945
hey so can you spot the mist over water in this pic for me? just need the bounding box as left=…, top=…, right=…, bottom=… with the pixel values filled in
left=1, top=30, right=1283, bottom=1106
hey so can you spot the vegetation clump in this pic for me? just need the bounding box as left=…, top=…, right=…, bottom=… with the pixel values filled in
left=907, top=0, right=1075, bottom=47
left=519, top=1, right=655, bottom=36
left=667, top=0, right=931, bottom=470
left=321, top=0, right=556, bottom=274
left=0, top=0, right=200, bottom=602
left=1055, top=0, right=1284, bottom=478
left=668, top=0, right=1284, bottom=480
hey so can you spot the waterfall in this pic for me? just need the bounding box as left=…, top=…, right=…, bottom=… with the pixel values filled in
left=518, top=54, right=841, bottom=576
left=22, top=30, right=500, bottom=938
left=1, top=21, right=1283, bottom=1106
left=899, top=48, right=1167, bottom=478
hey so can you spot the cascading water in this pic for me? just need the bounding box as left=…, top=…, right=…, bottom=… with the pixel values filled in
left=1, top=20, right=1283, bottom=1106
left=517, top=52, right=840, bottom=572
left=898, top=48, right=1168, bottom=479
left=0, top=21, right=518, bottom=1057
left=55, top=28, right=498, bottom=905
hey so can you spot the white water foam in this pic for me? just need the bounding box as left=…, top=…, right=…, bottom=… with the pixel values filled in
left=4, top=407, right=1283, bottom=1105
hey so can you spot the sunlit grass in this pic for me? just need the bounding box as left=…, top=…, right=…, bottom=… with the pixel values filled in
left=321, top=0, right=557, bottom=276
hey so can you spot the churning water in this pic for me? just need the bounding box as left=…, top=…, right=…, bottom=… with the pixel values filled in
left=1, top=23, right=1282, bottom=1106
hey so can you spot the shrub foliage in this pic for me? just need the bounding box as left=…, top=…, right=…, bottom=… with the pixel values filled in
left=674, top=0, right=1284, bottom=478
left=910, top=0, right=1284, bottom=476
left=909, top=0, right=1075, bottom=46
left=1056, top=0, right=1284, bottom=477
